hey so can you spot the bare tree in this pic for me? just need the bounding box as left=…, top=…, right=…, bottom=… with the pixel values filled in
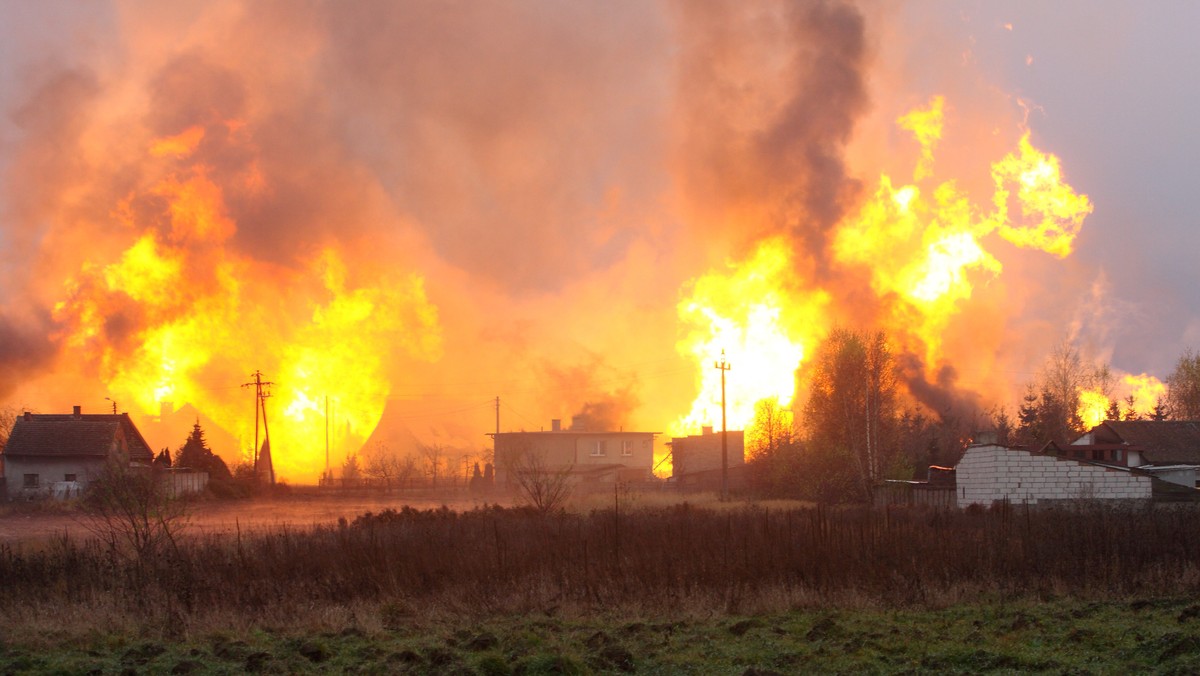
left=1167, top=348, right=1200, bottom=420
left=80, top=458, right=189, bottom=565
left=0, top=406, right=21, bottom=454
left=419, top=443, right=446, bottom=488
left=804, top=328, right=898, bottom=501
left=748, top=396, right=795, bottom=460
left=362, top=442, right=401, bottom=491
left=342, top=451, right=361, bottom=486
left=512, top=450, right=573, bottom=514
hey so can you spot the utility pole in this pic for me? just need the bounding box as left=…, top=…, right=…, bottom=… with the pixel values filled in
left=495, top=396, right=500, bottom=436
left=325, top=395, right=331, bottom=486
left=242, top=370, right=274, bottom=471
left=104, top=397, right=117, bottom=414
left=715, top=350, right=731, bottom=501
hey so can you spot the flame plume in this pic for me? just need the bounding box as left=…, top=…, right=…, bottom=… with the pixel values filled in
left=673, top=96, right=1093, bottom=441
left=51, top=126, right=442, bottom=481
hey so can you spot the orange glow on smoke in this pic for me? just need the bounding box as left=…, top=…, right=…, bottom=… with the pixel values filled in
left=149, top=125, right=206, bottom=158
left=52, top=127, right=442, bottom=482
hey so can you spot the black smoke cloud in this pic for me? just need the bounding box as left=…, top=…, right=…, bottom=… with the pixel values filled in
left=672, top=0, right=869, bottom=262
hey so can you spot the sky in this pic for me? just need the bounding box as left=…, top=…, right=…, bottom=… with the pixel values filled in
left=0, top=1, right=1197, bottom=478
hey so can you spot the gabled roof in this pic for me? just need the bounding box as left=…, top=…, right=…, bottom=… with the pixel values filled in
left=3, top=413, right=154, bottom=462
left=1088, top=420, right=1200, bottom=464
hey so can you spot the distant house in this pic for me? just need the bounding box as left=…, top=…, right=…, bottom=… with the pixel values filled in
left=2, top=406, right=155, bottom=500
left=492, top=418, right=656, bottom=487
left=1059, top=419, right=1200, bottom=472
left=668, top=426, right=746, bottom=490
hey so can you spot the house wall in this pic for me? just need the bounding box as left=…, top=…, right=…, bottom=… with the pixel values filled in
left=494, top=432, right=654, bottom=484
left=957, top=444, right=1152, bottom=508
left=3, top=456, right=106, bottom=499
left=671, top=431, right=745, bottom=479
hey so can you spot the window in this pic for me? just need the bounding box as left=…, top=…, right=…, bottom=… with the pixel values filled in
left=64, top=473, right=77, bottom=482
left=23, top=474, right=38, bottom=488
left=622, top=440, right=633, bottom=457
left=590, top=440, right=606, bottom=457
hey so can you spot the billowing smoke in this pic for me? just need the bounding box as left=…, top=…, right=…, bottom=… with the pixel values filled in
left=0, top=1, right=1109, bottom=478
left=672, top=0, right=868, bottom=262
left=569, top=395, right=636, bottom=432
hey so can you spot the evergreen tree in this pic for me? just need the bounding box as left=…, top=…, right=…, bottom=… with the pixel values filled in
left=1152, top=399, right=1169, bottom=421
left=176, top=420, right=232, bottom=480
left=1123, top=395, right=1142, bottom=421
left=1105, top=399, right=1121, bottom=422
left=153, top=448, right=172, bottom=467
left=1016, top=384, right=1041, bottom=445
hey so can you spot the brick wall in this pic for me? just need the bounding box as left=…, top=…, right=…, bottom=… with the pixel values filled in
left=957, top=444, right=1151, bottom=508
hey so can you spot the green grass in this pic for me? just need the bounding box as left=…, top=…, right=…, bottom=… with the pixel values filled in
left=4, top=597, right=1200, bottom=674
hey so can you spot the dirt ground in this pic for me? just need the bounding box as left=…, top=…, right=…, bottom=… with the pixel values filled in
left=0, top=490, right=514, bottom=544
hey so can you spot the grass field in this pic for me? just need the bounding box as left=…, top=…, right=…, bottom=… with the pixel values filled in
left=3, top=496, right=1200, bottom=673
left=3, top=597, right=1200, bottom=673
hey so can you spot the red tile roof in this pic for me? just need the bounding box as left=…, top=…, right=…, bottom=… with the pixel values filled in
left=1091, top=420, right=1200, bottom=464
left=3, top=413, right=154, bottom=462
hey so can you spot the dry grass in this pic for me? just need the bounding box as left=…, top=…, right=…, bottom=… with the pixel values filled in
left=3, top=500, right=1200, bottom=640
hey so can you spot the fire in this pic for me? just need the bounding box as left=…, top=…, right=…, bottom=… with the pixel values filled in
left=897, top=95, right=944, bottom=181
left=1075, top=373, right=1169, bottom=428
left=671, top=237, right=829, bottom=437
left=52, top=125, right=442, bottom=482
left=1077, top=388, right=1111, bottom=429
left=673, top=96, right=1092, bottom=440
left=833, top=97, right=1090, bottom=372
left=1123, top=373, right=1167, bottom=414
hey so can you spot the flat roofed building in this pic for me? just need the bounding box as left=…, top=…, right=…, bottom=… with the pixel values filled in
left=492, top=418, right=656, bottom=486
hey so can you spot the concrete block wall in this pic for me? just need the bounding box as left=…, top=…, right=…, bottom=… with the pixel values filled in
left=957, top=444, right=1151, bottom=508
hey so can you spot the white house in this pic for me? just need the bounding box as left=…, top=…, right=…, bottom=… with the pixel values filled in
left=2, top=406, right=155, bottom=499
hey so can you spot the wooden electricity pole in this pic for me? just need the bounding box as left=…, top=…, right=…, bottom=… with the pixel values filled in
left=716, top=350, right=731, bottom=501
left=242, top=370, right=274, bottom=471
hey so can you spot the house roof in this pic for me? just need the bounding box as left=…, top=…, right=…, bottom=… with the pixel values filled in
left=3, top=413, right=154, bottom=462
left=1090, top=420, right=1200, bottom=464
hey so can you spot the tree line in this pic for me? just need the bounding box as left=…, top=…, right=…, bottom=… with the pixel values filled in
left=746, top=331, right=1200, bottom=503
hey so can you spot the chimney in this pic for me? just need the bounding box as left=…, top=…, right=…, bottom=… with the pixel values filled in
left=701, top=425, right=713, bottom=436
left=571, top=414, right=585, bottom=431
left=551, top=419, right=561, bottom=432
left=72, top=405, right=82, bottom=418
left=23, top=411, right=31, bottom=421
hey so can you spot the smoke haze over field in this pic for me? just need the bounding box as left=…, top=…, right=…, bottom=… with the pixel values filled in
left=1, top=1, right=1197, bottom=480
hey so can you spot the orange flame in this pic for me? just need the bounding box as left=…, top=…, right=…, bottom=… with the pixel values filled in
left=52, top=128, right=442, bottom=482
left=674, top=96, right=1092, bottom=438
left=671, top=237, right=829, bottom=438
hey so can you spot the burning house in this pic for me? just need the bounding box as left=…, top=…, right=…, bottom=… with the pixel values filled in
left=492, top=417, right=656, bottom=488
left=2, top=406, right=155, bottom=500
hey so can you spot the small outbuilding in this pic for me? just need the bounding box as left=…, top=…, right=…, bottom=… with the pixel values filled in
left=956, top=442, right=1197, bottom=508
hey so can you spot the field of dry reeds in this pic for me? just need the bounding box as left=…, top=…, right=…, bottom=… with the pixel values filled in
left=3, top=500, right=1200, bottom=636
